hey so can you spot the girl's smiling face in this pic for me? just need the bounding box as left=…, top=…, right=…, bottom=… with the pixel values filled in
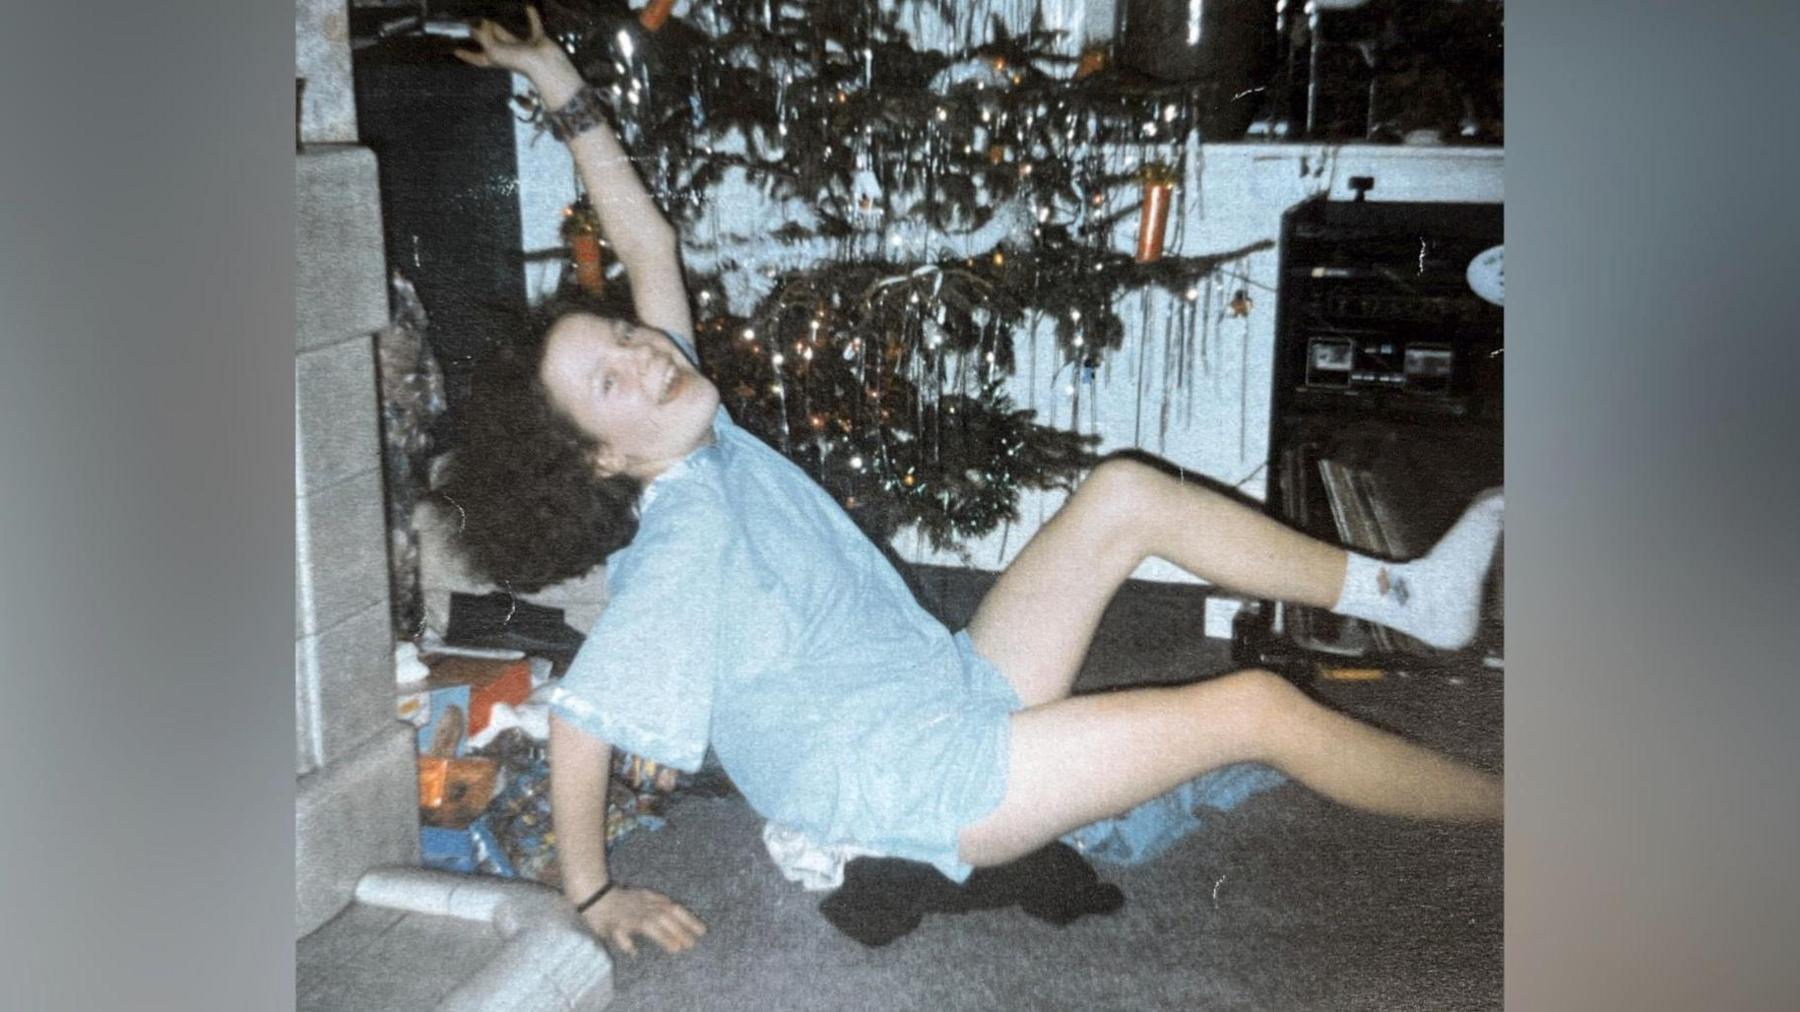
left=538, top=313, right=720, bottom=479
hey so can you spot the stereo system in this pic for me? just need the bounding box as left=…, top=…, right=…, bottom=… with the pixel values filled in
left=1275, top=195, right=1502, bottom=419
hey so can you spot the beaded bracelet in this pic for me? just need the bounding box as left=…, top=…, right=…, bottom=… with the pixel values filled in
left=544, top=86, right=611, bottom=143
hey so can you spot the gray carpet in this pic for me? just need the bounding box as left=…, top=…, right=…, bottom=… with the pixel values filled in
left=599, top=571, right=1502, bottom=1011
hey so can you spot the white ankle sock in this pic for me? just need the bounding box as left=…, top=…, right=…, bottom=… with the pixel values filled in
left=1331, top=490, right=1504, bottom=650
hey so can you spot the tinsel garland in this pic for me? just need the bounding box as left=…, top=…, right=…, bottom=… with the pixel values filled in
left=529, top=0, right=1204, bottom=236
left=515, top=0, right=1266, bottom=547
left=694, top=317, right=1098, bottom=552
left=680, top=233, right=1272, bottom=550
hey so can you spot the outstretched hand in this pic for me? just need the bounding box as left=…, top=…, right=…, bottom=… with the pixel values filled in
left=583, top=886, right=707, bottom=957
left=454, top=6, right=566, bottom=80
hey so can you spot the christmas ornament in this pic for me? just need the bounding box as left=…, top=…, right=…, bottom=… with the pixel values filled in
left=1135, top=163, right=1177, bottom=263
left=638, top=0, right=676, bottom=32
left=1074, top=46, right=1108, bottom=80
left=561, top=198, right=605, bottom=295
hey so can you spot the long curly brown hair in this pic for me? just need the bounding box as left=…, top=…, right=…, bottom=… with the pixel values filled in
left=434, top=298, right=645, bottom=593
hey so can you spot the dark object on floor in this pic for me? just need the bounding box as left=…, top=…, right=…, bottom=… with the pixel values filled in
left=444, top=591, right=586, bottom=660
left=818, top=842, right=1125, bottom=947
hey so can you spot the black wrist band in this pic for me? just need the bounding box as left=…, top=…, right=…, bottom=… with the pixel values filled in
left=544, top=86, right=610, bottom=143
left=576, top=881, right=618, bottom=913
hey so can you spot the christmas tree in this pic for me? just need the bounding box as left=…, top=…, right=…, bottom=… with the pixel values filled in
left=521, top=0, right=1270, bottom=552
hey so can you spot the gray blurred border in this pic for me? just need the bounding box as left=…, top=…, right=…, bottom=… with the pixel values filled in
left=1507, top=1, right=1800, bottom=1008
left=0, top=1, right=296, bottom=1009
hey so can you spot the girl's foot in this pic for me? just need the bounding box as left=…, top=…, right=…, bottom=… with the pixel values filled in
left=1332, top=489, right=1504, bottom=651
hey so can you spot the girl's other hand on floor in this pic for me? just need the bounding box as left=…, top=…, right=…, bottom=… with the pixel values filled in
left=583, top=886, right=707, bottom=956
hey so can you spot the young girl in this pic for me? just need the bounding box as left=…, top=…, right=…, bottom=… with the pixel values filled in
left=450, top=9, right=1502, bottom=959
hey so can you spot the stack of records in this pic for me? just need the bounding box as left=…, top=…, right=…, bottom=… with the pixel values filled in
left=1313, top=457, right=1432, bottom=657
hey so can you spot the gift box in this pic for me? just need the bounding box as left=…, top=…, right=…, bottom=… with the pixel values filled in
left=419, top=816, right=517, bottom=878
left=398, top=656, right=532, bottom=757
left=419, top=824, right=480, bottom=874
left=398, top=681, right=471, bottom=758
left=420, top=657, right=533, bottom=737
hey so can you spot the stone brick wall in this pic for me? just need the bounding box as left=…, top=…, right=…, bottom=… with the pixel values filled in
left=295, top=144, right=419, bottom=937
left=295, top=0, right=357, bottom=144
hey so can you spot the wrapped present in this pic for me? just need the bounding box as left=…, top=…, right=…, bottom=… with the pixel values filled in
left=427, top=728, right=739, bottom=887
left=483, top=749, right=560, bottom=886
left=420, top=815, right=516, bottom=878
left=414, top=656, right=533, bottom=738
left=420, top=824, right=480, bottom=874
left=399, top=683, right=470, bottom=758
left=398, top=655, right=534, bottom=762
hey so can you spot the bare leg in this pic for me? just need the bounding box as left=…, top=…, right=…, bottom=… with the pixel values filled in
left=968, top=458, right=1347, bottom=707
left=958, top=669, right=1502, bottom=867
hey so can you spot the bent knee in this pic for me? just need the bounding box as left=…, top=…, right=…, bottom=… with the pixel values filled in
left=1205, top=669, right=1307, bottom=741
left=1078, top=456, right=1228, bottom=516
left=1072, top=457, right=1168, bottom=525
left=1083, top=456, right=1160, bottom=496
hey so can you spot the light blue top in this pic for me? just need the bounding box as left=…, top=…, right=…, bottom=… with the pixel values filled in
left=547, top=334, right=1020, bottom=881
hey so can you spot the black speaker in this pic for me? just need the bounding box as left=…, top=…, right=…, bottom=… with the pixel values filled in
left=1113, top=0, right=1278, bottom=140
left=353, top=36, right=530, bottom=429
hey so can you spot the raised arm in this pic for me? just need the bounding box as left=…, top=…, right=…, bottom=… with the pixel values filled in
left=548, top=713, right=706, bottom=955
left=458, top=7, right=694, bottom=340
